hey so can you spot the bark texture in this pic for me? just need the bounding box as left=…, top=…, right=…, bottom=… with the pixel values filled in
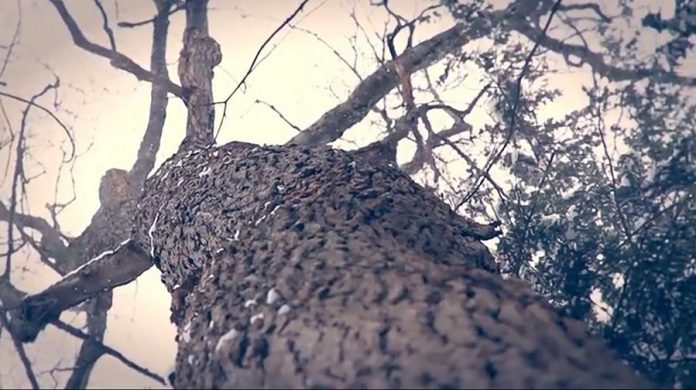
left=134, top=142, right=651, bottom=389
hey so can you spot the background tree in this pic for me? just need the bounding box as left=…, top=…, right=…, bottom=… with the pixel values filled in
left=0, top=0, right=693, bottom=388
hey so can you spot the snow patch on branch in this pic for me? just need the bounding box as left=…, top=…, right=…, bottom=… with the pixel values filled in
left=148, top=212, right=160, bottom=257
left=62, top=238, right=132, bottom=279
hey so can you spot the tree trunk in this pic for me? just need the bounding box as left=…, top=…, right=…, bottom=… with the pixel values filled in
left=133, top=142, right=651, bottom=389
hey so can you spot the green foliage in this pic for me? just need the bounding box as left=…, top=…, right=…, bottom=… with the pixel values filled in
left=431, top=1, right=695, bottom=387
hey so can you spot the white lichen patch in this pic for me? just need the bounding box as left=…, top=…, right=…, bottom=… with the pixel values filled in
left=250, top=312, right=265, bottom=325
left=244, top=299, right=257, bottom=308
left=187, top=355, right=195, bottom=365
left=269, top=205, right=281, bottom=217
left=276, top=184, right=285, bottom=193
left=233, top=229, right=240, bottom=241
left=266, top=288, right=280, bottom=305
left=181, top=322, right=192, bottom=343
left=348, top=161, right=357, bottom=169
left=215, top=248, right=224, bottom=254
left=198, top=166, right=212, bottom=177
left=278, top=304, right=291, bottom=315
left=215, top=328, right=239, bottom=354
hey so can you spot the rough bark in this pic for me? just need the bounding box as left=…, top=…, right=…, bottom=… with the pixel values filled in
left=178, top=0, right=221, bottom=148
left=132, top=141, right=652, bottom=389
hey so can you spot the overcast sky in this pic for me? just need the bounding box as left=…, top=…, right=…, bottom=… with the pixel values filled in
left=0, top=0, right=685, bottom=388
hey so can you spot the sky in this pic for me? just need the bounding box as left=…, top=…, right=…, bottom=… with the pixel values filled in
left=0, top=0, right=685, bottom=388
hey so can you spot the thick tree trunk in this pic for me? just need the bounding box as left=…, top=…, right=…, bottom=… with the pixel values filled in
left=134, top=142, right=651, bottom=389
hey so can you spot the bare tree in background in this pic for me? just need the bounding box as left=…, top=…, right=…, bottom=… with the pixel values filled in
left=1, top=0, right=693, bottom=388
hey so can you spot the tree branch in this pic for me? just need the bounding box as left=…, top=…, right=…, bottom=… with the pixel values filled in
left=4, top=81, right=61, bottom=281
left=214, top=0, right=310, bottom=140
left=177, top=0, right=220, bottom=149
left=117, top=1, right=184, bottom=28
left=254, top=99, right=301, bottom=132
left=0, top=313, right=39, bottom=389
left=52, top=320, right=165, bottom=385
left=46, top=0, right=184, bottom=98
left=92, top=0, right=117, bottom=51
left=64, top=292, right=112, bottom=389
left=128, top=0, right=174, bottom=189
left=288, top=0, right=694, bottom=148
left=12, top=239, right=152, bottom=343
left=513, top=15, right=696, bottom=85
left=0, top=201, right=70, bottom=263
left=0, top=90, right=75, bottom=161
left=286, top=20, right=481, bottom=147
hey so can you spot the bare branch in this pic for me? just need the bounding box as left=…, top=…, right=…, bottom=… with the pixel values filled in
left=92, top=0, right=117, bottom=51
left=4, top=81, right=61, bottom=281
left=0, top=201, right=69, bottom=262
left=214, top=0, right=310, bottom=140
left=13, top=239, right=152, bottom=343
left=52, top=320, right=166, bottom=385
left=65, top=292, right=112, bottom=388
left=0, top=313, right=39, bottom=389
left=128, top=0, right=174, bottom=189
left=255, top=99, right=301, bottom=132
left=117, top=1, right=184, bottom=28
left=47, top=0, right=184, bottom=97
left=287, top=19, right=487, bottom=146
left=290, top=24, right=363, bottom=81
left=0, top=90, right=75, bottom=161
left=0, top=0, right=22, bottom=85
left=438, top=135, right=508, bottom=202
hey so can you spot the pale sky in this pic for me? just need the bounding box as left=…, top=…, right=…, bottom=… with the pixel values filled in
left=0, top=0, right=685, bottom=388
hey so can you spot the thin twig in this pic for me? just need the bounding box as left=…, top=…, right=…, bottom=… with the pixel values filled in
left=0, top=0, right=22, bottom=84
left=117, top=1, right=184, bottom=28
left=52, top=320, right=166, bottom=385
left=93, top=0, right=117, bottom=50
left=214, top=0, right=310, bottom=140
left=0, top=313, right=40, bottom=389
left=255, top=99, right=301, bottom=132
left=4, top=81, right=59, bottom=281
left=0, top=90, right=75, bottom=161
